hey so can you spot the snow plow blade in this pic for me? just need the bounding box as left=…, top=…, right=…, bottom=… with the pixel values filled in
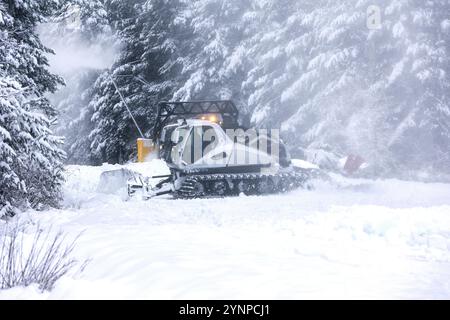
left=127, top=173, right=173, bottom=199
left=97, top=168, right=139, bottom=195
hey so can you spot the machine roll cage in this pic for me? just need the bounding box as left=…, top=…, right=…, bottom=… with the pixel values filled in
left=152, top=100, right=240, bottom=141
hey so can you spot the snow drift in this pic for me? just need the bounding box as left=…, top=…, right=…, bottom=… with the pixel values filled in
left=1, top=161, right=450, bottom=299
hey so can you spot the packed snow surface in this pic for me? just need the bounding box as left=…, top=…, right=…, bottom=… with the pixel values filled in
left=1, top=160, right=450, bottom=299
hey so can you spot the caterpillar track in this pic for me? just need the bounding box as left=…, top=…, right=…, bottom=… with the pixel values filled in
left=175, top=170, right=311, bottom=199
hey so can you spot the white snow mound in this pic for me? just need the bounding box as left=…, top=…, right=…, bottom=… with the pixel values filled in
left=1, top=161, right=450, bottom=299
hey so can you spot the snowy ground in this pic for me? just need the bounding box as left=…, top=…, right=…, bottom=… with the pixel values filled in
left=1, top=160, right=450, bottom=299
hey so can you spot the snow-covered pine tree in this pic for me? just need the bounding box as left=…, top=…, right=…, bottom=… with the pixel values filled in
left=56, top=70, right=102, bottom=165
left=375, top=0, right=450, bottom=176
left=0, top=0, right=65, bottom=217
left=0, top=78, right=27, bottom=217
left=243, top=0, right=449, bottom=176
left=244, top=0, right=370, bottom=169
left=40, top=0, right=113, bottom=165
left=89, top=0, right=155, bottom=164
left=72, top=0, right=111, bottom=40
left=89, top=0, right=187, bottom=163
left=243, top=0, right=315, bottom=129
left=173, top=0, right=255, bottom=120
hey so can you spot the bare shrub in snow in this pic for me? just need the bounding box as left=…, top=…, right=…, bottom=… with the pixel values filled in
left=0, top=225, right=86, bottom=291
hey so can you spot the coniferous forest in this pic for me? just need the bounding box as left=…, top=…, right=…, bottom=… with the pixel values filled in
left=1, top=0, right=450, bottom=213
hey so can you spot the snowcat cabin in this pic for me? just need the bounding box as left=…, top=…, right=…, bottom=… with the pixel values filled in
left=179, top=122, right=223, bottom=166
left=162, top=120, right=225, bottom=167
left=152, top=100, right=240, bottom=160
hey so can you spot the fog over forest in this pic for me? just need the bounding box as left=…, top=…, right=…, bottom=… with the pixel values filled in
left=37, top=0, right=449, bottom=181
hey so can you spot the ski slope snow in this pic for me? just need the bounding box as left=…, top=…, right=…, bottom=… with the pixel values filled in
left=1, top=160, right=450, bottom=299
